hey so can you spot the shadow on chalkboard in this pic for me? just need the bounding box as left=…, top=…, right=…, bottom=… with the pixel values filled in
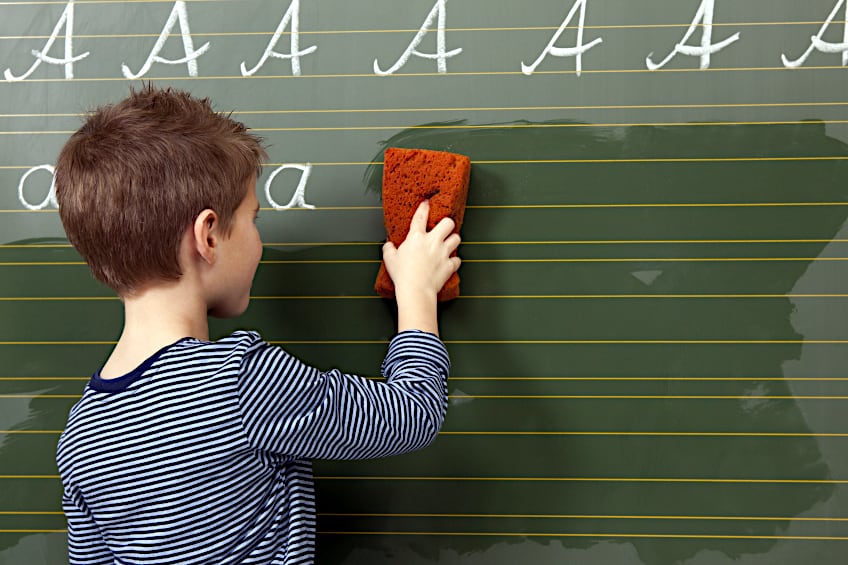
left=312, top=119, right=847, bottom=564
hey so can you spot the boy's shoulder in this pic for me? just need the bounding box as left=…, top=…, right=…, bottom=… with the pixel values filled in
left=178, top=329, right=268, bottom=363
left=180, top=329, right=264, bottom=349
left=214, top=329, right=263, bottom=346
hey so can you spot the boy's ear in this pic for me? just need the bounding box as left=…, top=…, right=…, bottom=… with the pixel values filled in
left=192, top=209, right=219, bottom=264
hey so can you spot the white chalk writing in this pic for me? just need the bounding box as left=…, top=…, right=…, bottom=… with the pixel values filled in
left=121, top=0, right=210, bottom=79
left=373, top=0, right=462, bottom=75
left=240, top=0, right=317, bottom=77
left=782, top=0, right=848, bottom=67
left=4, top=0, right=89, bottom=81
left=18, top=165, right=57, bottom=211
left=645, top=0, right=740, bottom=70
left=264, top=164, right=315, bottom=210
left=4, top=1, right=847, bottom=82
left=521, top=0, right=602, bottom=77
left=14, top=162, right=315, bottom=211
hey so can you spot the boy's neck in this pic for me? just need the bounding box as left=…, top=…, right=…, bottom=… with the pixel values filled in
left=100, top=280, right=210, bottom=379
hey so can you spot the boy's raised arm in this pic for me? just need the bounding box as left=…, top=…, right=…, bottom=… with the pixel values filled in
left=236, top=332, right=448, bottom=461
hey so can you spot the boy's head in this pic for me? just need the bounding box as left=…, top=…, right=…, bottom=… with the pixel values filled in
left=55, top=84, right=267, bottom=296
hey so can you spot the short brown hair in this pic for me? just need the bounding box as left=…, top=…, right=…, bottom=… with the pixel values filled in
left=55, top=84, right=266, bottom=296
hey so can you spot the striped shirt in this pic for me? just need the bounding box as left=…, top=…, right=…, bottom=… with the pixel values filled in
left=56, top=330, right=449, bottom=564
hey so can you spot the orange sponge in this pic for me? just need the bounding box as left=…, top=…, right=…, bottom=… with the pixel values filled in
left=375, top=147, right=471, bottom=301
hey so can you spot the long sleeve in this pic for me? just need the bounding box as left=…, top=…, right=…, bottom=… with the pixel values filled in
left=63, top=486, right=112, bottom=565
left=237, top=330, right=449, bottom=460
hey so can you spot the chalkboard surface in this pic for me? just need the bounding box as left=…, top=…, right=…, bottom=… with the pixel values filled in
left=2, top=1, right=848, bottom=563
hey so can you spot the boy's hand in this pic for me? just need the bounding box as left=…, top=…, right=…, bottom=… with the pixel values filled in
left=382, top=200, right=461, bottom=335
left=382, top=200, right=461, bottom=297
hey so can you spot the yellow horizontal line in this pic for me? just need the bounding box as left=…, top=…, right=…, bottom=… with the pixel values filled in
left=0, top=296, right=117, bottom=301
left=0, top=430, right=64, bottom=434
left=248, top=293, right=838, bottom=299
left=267, top=260, right=377, bottom=265
left=0, top=342, right=116, bottom=346
left=0, top=511, right=62, bottom=515
left=456, top=294, right=848, bottom=299
left=0, top=262, right=86, bottom=266
left=463, top=339, right=848, bottom=344
left=455, top=202, right=848, bottom=209
left=321, top=531, right=848, bottom=541
left=0, top=530, right=66, bottom=534
left=535, top=238, right=848, bottom=245
left=0, top=113, right=80, bottom=119
left=438, top=431, right=848, bottom=437
left=0, top=395, right=81, bottom=399
left=3, top=65, right=846, bottom=83
left=315, top=476, right=848, bottom=484
left=0, top=131, right=73, bottom=136
left=0, top=208, right=58, bottom=212
left=467, top=156, right=848, bottom=165
left=0, top=377, right=87, bottom=381
left=0, top=244, right=73, bottom=248
left=450, top=377, right=848, bottom=381
left=5, top=101, right=848, bottom=119
left=461, top=258, right=848, bottom=263
left=10, top=120, right=848, bottom=135
left=446, top=395, right=848, bottom=400
left=303, top=339, right=845, bottom=345
left=0, top=295, right=288, bottom=300
left=322, top=512, right=848, bottom=522
left=250, top=294, right=381, bottom=300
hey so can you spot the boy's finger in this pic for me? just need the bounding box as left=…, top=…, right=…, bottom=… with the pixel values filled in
left=444, top=232, right=461, bottom=253
left=430, top=216, right=456, bottom=239
left=409, top=200, right=430, bottom=233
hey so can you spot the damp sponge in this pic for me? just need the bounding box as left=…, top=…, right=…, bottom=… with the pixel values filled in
left=374, top=147, right=471, bottom=301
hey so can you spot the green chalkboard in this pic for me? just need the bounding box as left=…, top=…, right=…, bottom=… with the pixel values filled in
left=2, top=1, right=848, bottom=563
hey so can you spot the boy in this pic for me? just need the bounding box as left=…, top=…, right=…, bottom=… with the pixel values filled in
left=54, top=85, right=461, bottom=564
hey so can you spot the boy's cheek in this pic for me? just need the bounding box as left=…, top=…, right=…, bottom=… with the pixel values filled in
left=253, top=239, right=263, bottom=266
